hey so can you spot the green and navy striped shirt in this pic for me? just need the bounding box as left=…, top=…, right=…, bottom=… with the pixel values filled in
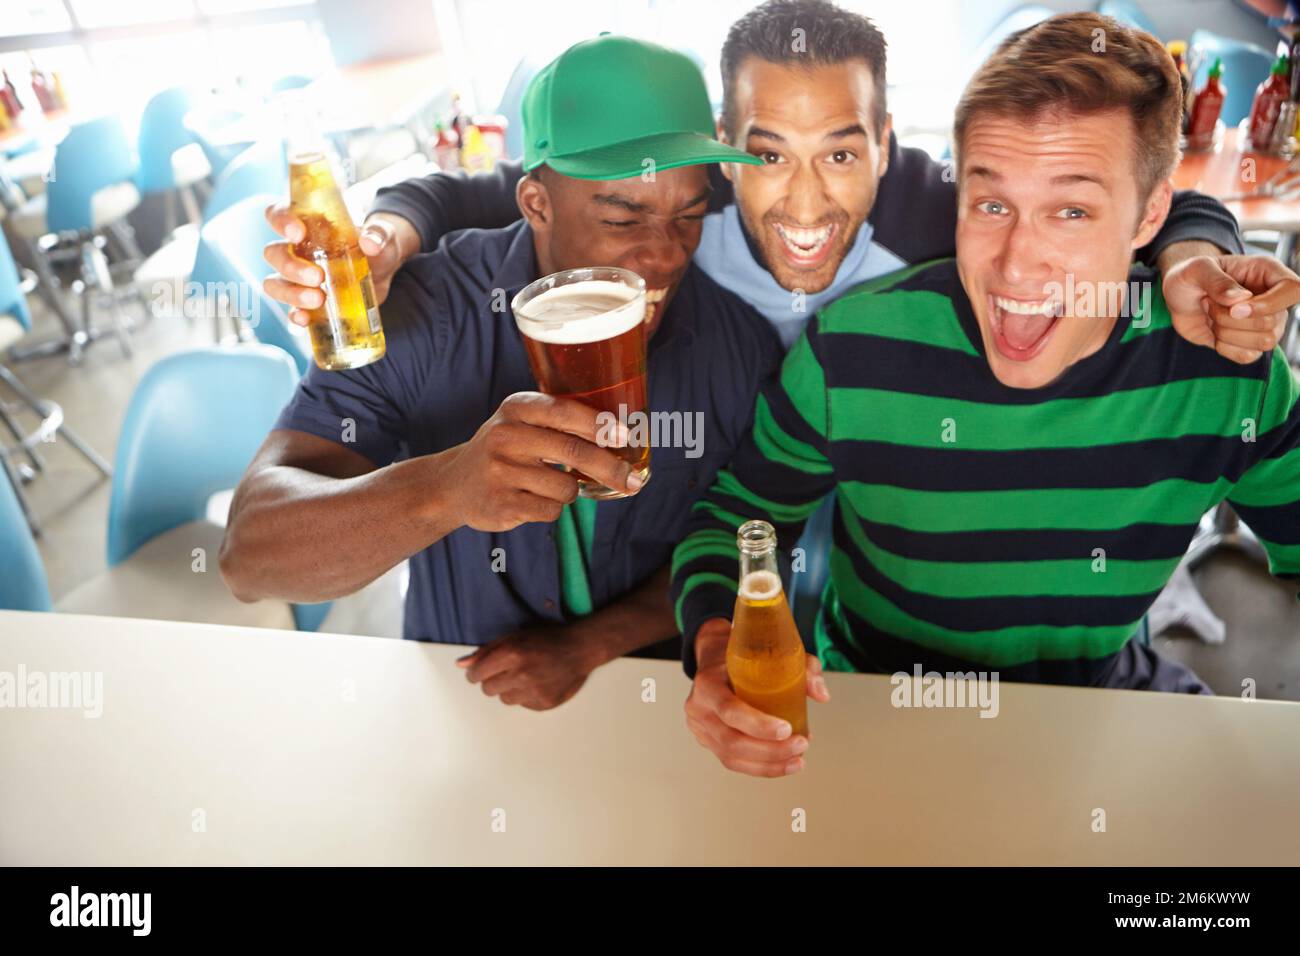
left=671, top=259, right=1300, bottom=685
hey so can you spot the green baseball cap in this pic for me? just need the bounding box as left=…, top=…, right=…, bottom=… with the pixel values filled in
left=521, top=34, right=762, bottom=180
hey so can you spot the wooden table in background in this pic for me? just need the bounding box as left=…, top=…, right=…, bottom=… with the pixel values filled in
left=1174, top=127, right=1300, bottom=235
left=2, top=611, right=1299, bottom=865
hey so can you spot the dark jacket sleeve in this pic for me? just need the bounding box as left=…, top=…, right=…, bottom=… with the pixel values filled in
left=368, top=159, right=526, bottom=253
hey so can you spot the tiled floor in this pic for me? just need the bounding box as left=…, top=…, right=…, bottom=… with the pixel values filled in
left=6, top=286, right=1300, bottom=698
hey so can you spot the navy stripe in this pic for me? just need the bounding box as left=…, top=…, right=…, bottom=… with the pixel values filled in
left=829, top=434, right=1256, bottom=490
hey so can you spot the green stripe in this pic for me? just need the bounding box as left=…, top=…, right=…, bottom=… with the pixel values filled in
left=1249, top=537, right=1300, bottom=576
left=1231, top=445, right=1300, bottom=505
left=1117, top=279, right=1168, bottom=341
left=829, top=378, right=1258, bottom=448
left=670, top=528, right=734, bottom=578
left=840, top=504, right=1179, bottom=597
left=674, top=572, right=737, bottom=632
left=819, top=289, right=979, bottom=356
left=751, top=396, right=833, bottom=474
left=712, top=468, right=826, bottom=526
left=839, top=478, right=1228, bottom=533
left=1258, top=350, right=1299, bottom=432
left=778, top=334, right=828, bottom=437
left=828, top=549, right=1134, bottom=666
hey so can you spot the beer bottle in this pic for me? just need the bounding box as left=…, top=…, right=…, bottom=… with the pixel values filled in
left=283, top=93, right=385, bottom=371
left=727, top=519, right=809, bottom=737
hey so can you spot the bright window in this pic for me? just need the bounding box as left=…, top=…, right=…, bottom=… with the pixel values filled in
left=68, top=0, right=197, bottom=29
left=0, top=0, right=73, bottom=38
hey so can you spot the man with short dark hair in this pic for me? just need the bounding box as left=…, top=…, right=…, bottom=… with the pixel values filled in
left=671, top=12, right=1300, bottom=776
left=221, top=36, right=783, bottom=710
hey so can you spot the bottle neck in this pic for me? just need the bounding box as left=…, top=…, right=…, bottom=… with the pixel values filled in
left=739, top=545, right=778, bottom=584
left=282, top=94, right=329, bottom=165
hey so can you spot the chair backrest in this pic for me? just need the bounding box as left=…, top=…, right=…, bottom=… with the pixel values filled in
left=106, top=344, right=300, bottom=567
left=200, top=193, right=312, bottom=375
left=0, top=468, right=52, bottom=612
left=0, top=231, right=32, bottom=333
left=184, top=104, right=249, bottom=179
left=202, top=138, right=288, bottom=222
left=1189, top=30, right=1275, bottom=126
left=189, top=139, right=288, bottom=293
left=1097, top=1, right=1159, bottom=38
left=45, top=114, right=139, bottom=233
left=137, top=86, right=202, bottom=193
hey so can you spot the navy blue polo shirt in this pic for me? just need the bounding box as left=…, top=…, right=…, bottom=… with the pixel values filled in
left=273, top=220, right=783, bottom=643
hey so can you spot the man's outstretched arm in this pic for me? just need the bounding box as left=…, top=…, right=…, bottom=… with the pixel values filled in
left=219, top=394, right=643, bottom=605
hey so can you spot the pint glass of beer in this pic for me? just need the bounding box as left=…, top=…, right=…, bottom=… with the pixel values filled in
left=511, top=267, right=651, bottom=499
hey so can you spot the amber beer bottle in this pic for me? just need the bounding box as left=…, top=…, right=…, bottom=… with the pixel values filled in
left=283, top=94, right=385, bottom=370
left=727, top=520, right=809, bottom=737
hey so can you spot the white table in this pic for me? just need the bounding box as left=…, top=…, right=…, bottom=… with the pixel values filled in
left=1, top=610, right=1298, bottom=865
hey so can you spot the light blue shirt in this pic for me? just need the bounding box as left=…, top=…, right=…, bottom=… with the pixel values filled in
left=693, top=204, right=907, bottom=349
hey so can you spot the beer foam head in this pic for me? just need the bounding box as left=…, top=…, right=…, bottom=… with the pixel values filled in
left=513, top=280, right=645, bottom=345
left=739, top=570, right=782, bottom=602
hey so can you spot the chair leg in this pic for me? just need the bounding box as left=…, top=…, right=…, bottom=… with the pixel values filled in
left=179, top=185, right=202, bottom=225
left=51, top=418, right=113, bottom=478
left=163, top=190, right=177, bottom=239
left=0, top=400, right=46, bottom=472
left=0, top=451, right=40, bottom=537
left=20, top=237, right=81, bottom=339
left=0, top=363, right=111, bottom=478
left=109, top=299, right=134, bottom=358
left=105, top=220, right=144, bottom=263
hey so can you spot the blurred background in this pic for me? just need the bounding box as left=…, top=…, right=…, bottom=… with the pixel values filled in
left=1, top=0, right=1297, bottom=695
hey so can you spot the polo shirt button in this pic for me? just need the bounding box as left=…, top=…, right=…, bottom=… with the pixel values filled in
left=544, top=598, right=555, bottom=610
left=687, top=477, right=697, bottom=488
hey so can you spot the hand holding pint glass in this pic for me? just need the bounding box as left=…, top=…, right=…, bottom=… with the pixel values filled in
left=512, top=267, right=651, bottom=499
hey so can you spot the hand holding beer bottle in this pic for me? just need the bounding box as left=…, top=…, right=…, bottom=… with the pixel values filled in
left=684, top=521, right=831, bottom=777
left=281, top=91, right=387, bottom=370
left=263, top=206, right=416, bottom=324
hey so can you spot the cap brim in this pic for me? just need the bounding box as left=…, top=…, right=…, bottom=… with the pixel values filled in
left=540, top=130, right=762, bottom=181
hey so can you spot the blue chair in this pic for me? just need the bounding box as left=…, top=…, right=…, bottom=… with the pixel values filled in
left=136, top=86, right=212, bottom=235
left=271, top=74, right=314, bottom=94
left=8, top=114, right=146, bottom=361
left=136, top=137, right=287, bottom=335
left=790, top=496, right=834, bottom=641
left=1097, top=1, right=1159, bottom=37
left=201, top=138, right=288, bottom=224
left=103, top=344, right=329, bottom=630
left=45, top=114, right=141, bottom=236
left=185, top=104, right=250, bottom=180
left=0, top=232, right=112, bottom=534
left=1189, top=30, right=1275, bottom=126
left=0, top=465, right=51, bottom=612
left=201, top=193, right=313, bottom=375
left=190, top=140, right=288, bottom=313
